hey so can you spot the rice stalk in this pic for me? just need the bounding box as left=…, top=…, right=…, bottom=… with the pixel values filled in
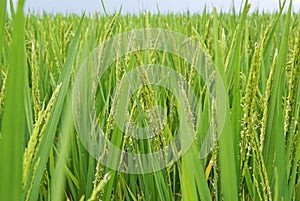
left=285, top=32, right=300, bottom=144
left=89, top=173, right=111, bottom=201
left=240, top=24, right=272, bottom=200
left=31, top=41, right=41, bottom=122
left=0, top=69, right=7, bottom=117
left=260, top=49, right=278, bottom=151
left=25, top=158, right=40, bottom=201
left=23, top=83, right=61, bottom=190
left=23, top=110, right=44, bottom=188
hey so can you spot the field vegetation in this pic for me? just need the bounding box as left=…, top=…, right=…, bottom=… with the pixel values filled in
left=0, top=0, right=300, bottom=200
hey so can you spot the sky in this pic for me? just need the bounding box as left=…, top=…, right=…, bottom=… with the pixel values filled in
left=10, top=0, right=300, bottom=14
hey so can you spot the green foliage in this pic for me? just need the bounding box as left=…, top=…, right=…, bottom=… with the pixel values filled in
left=0, top=1, right=300, bottom=200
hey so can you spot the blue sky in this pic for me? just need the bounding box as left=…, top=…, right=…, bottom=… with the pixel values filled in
left=12, top=0, right=300, bottom=14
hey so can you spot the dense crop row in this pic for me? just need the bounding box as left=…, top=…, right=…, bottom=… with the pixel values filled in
left=0, top=0, right=299, bottom=200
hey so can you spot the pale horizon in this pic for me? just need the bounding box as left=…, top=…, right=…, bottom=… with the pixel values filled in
left=7, top=0, right=300, bottom=15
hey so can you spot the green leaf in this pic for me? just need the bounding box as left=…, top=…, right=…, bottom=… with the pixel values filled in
left=0, top=0, right=26, bottom=201
left=213, top=7, right=238, bottom=201
left=50, top=95, right=74, bottom=201
left=0, top=0, right=6, bottom=59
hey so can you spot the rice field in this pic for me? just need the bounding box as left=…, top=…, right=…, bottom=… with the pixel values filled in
left=0, top=0, right=300, bottom=200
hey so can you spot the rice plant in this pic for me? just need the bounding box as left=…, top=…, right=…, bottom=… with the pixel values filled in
left=0, top=0, right=300, bottom=200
